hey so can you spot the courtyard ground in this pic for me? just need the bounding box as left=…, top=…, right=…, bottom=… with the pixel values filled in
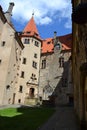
left=39, top=105, right=80, bottom=130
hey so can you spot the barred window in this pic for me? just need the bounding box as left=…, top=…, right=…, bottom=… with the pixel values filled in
left=32, top=61, right=37, bottom=69
left=59, top=57, right=64, bottom=67
left=42, top=59, right=46, bottom=69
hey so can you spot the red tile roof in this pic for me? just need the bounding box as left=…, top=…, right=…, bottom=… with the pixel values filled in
left=41, top=34, right=72, bottom=54
left=42, top=38, right=54, bottom=53
left=59, top=34, right=72, bottom=50
left=22, top=16, right=41, bottom=40
left=20, top=16, right=72, bottom=53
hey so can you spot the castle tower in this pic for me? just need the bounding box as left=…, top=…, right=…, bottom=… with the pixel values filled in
left=15, top=16, right=42, bottom=105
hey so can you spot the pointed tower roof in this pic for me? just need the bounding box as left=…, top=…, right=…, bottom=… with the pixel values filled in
left=22, top=16, right=41, bottom=40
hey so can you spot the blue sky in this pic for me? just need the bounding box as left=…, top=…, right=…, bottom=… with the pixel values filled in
left=0, top=0, right=72, bottom=39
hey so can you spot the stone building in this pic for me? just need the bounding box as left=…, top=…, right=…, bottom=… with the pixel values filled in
left=0, top=3, right=24, bottom=105
left=39, top=33, right=73, bottom=105
left=15, top=16, right=42, bottom=105
left=72, top=0, right=87, bottom=129
left=0, top=3, right=73, bottom=106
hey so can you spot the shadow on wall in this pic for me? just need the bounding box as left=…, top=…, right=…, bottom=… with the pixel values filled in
left=43, top=58, right=74, bottom=107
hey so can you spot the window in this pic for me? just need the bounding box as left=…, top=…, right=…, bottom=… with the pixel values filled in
left=32, top=61, right=37, bottom=69
left=30, top=73, right=37, bottom=80
left=34, top=53, right=37, bottom=58
left=6, top=85, right=10, bottom=90
left=35, top=41, right=39, bottom=47
left=19, top=85, right=23, bottom=93
left=22, top=58, right=26, bottom=64
left=47, top=42, right=50, bottom=44
left=26, top=31, right=30, bottom=34
left=0, top=59, right=2, bottom=64
left=1, top=41, right=5, bottom=46
left=42, top=59, right=46, bottom=69
left=21, top=71, right=24, bottom=78
left=24, top=39, right=30, bottom=44
left=59, top=57, right=64, bottom=67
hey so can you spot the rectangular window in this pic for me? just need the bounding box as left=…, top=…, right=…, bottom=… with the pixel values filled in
left=19, top=85, right=23, bottom=93
left=42, top=59, right=46, bottom=69
left=0, top=59, right=2, bottom=64
left=24, top=39, right=30, bottom=44
left=59, top=57, right=64, bottom=67
left=35, top=41, right=39, bottom=47
left=32, top=61, right=37, bottom=69
left=21, top=71, right=24, bottom=78
left=22, top=58, right=26, bottom=64
left=34, top=53, right=37, bottom=58
left=1, top=41, right=5, bottom=46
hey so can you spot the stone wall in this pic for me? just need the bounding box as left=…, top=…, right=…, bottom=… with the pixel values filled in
left=39, top=50, right=73, bottom=105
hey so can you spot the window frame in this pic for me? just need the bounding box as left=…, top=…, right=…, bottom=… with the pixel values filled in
left=24, top=38, right=30, bottom=44
left=22, top=57, right=27, bottom=64
left=20, top=71, right=24, bottom=78
left=42, top=59, right=46, bottom=69
left=32, top=61, right=37, bottom=69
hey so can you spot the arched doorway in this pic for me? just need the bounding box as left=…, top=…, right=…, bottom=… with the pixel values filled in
left=29, top=88, right=35, bottom=98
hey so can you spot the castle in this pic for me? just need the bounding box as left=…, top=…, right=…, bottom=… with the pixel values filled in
left=0, top=3, right=73, bottom=106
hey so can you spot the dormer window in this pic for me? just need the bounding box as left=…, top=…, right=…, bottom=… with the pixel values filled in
left=26, top=31, right=30, bottom=34
left=47, top=42, right=50, bottom=44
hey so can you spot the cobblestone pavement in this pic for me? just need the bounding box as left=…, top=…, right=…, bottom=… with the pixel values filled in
left=38, top=106, right=80, bottom=130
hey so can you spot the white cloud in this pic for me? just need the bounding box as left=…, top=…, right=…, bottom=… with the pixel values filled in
left=0, top=0, right=72, bottom=28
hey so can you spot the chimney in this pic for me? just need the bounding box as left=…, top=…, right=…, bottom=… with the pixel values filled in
left=5, top=2, right=15, bottom=23
left=54, top=31, right=57, bottom=46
